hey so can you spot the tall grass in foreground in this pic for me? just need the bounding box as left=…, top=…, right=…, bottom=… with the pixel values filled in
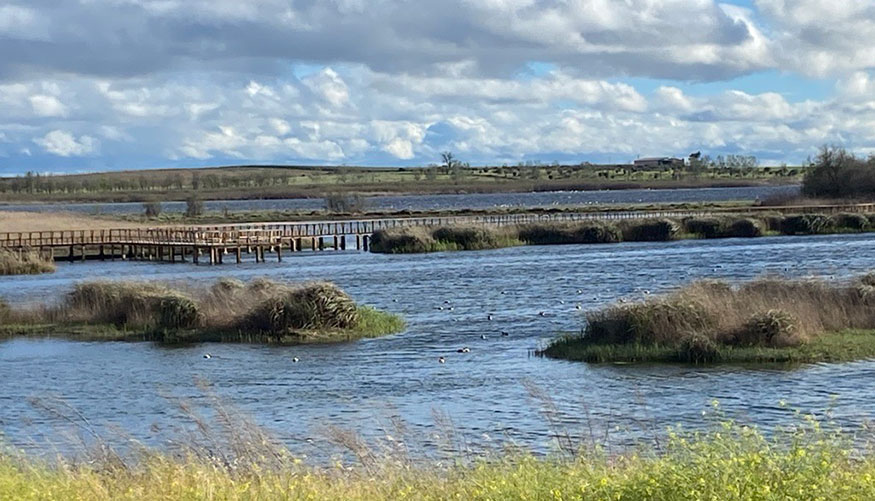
left=370, top=211, right=873, bottom=253
left=0, top=278, right=404, bottom=343
left=0, top=248, right=55, bottom=275
left=543, top=273, right=875, bottom=364
left=3, top=401, right=875, bottom=500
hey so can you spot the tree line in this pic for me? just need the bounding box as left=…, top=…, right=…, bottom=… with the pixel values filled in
left=802, top=146, right=875, bottom=199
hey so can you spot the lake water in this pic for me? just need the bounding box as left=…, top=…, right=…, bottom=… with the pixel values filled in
left=0, top=231, right=871, bottom=460
left=0, top=185, right=799, bottom=215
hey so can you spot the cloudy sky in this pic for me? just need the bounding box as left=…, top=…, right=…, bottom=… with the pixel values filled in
left=0, top=0, right=874, bottom=174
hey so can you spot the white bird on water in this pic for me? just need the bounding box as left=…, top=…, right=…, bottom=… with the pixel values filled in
left=438, top=356, right=446, bottom=364
left=292, top=357, right=300, bottom=363
left=203, top=353, right=212, bottom=359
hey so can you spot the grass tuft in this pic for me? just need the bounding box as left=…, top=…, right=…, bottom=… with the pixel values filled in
left=0, top=249, right=55, bottom=276
left=543, top=273, right=875, bottom=365
left=0, top=278, right=403, bottom=344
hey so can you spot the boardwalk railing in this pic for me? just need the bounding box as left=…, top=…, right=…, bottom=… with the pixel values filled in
left=1, top=203, right=874, bottom=263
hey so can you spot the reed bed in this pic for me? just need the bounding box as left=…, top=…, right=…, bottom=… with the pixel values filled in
left=0, top=278, right=404, bottom=344
left=370, top=212, right=873, bottom=254
left=543, top=273, right=875, bottom=364
left=0, top=248, right=55, bottom=275
left=2, top=403, right=875, bottom=500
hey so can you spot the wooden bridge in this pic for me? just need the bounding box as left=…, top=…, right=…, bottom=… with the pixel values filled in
left=1, top=203, right=873, bottom=265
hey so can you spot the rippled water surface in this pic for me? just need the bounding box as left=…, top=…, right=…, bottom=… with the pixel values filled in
left=1, top=231, right=873, bottom=458
left=0, top=185, right=798, bottom=215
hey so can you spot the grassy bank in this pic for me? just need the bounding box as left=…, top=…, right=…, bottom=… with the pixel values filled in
left=2, top=417, right=874, bottom=499
left=369, top=211, right=874, bottom=254
left=0, top=278, right=404, bottom=344
left=0, top=249, right=55, bottom=275
left=542, top=273, right=875, bottom=365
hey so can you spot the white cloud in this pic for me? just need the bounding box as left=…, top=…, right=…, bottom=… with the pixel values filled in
left=0, top=1, right=875, bottom=170
left=384, top=138, right=415, bottom=159
left=29, top=95, right=68, bottom=117
left=34, top=130, right=97, bottom=156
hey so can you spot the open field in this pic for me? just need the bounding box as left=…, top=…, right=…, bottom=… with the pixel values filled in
left=0, top=163, right=802, bottom=203
left=0, top=211, right=146, bottom=232
left=542, top=272, right=875, bottom=365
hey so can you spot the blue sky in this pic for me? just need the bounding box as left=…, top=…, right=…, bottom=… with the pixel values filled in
left=0, top=0, right=874, bottom=175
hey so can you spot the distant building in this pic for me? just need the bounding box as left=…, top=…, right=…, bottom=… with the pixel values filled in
left=633, top=157, right=685, bottom=169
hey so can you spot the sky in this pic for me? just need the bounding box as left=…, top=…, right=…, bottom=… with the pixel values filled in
left=1, top=0, right=874, bottom=174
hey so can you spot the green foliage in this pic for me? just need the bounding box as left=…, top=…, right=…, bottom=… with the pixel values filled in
left=4, top=416, right=875, bottom=500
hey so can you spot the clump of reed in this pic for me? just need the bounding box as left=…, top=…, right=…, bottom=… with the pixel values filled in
left=543, top=273, right=875, bottom=364
left=64, top=281, right=202, bottom=330
left=369, top=211, right=875, bottom=254
left=0, top=248, right=55, bottom=276
left=517, top=220, right=621, bottom=245
left=618, top=218, right=680, bottom=241
left=682, top=216, right=764, bottom=238
left=779, top=214, right=834, bottom=235
left=241, top=282, right=360, bottom=334
left=370, top=225, right=521, bottom=253
left=369, top=226, right=436, bottom=254
left=832, top=212, right=871, bottom=231
left=3, top=278, right=402, bottom=344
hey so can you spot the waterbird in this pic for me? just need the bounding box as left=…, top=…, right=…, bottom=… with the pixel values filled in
left=575, top=304, right=582, bottom=310
left=559, top=300, right=565, bottom=305
left=539, top=311, right=547, bottom=317
left=444, top=300, right=451, bottom=304
left=501, top=331, right=509, bottom=336
left=292, top=357, right=300, bottom=363
left=457, top=347, right=471, bottom=353
left=487, top=314, right=493, bottom=321
left=438, top=306, right=444, bottom=311
left=577, top=290, right=583, bottom=294
left=203, top=353, right=212, bottom=359
left=480, top=334, right=487, bottom=340
left=448, top=307, right=454, bottom=311
left=438, top=356, right=446, bottom=364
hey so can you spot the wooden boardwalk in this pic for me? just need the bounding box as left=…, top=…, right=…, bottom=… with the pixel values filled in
left=1, top=203, right=873, bottom=265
